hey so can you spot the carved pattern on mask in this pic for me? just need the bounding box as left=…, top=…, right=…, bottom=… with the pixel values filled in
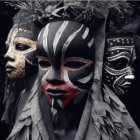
left=103, top=36, right=136, bottom=95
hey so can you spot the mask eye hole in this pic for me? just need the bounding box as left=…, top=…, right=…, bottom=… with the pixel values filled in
left=64, top=58, right=93, bottom=71
left=64, top=61, right=86, bottom=69
left=16, top=43, right=30, bottom=51
left=111, top=58, right=128, bottom=70
left=39, top=60, right=51, bottom=69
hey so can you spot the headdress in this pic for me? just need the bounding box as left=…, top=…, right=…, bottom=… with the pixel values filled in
left=7, top=0, right=129, bottom=26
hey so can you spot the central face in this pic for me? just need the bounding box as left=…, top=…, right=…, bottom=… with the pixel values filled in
left=38, top=20, right=95, bottom=108
left=5, top=26, right=38, bottom=78
left=103, top=35, right=136, bottom=95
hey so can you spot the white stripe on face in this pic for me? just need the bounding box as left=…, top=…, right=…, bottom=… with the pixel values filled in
left=78, top=72, right=93, bottom=84
left=82, top=27, right=89, bottom=39
left=63, top=70, right=82, bottom=91
left=41, top=70, right=49, bottom=85
left=88, top=37, right=94, bottom=48
left=43, top=23, right=50, bottom=53
left=53, top=21, right=69, bottom=54
left=62, top=25, right=84, bottom=59
left=37, top=30, right=42, bottom=42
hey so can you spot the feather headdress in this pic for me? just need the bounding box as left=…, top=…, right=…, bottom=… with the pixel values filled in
left=6, top=0, right=130, bottom=28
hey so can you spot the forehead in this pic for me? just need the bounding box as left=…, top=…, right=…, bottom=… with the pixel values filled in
left=105, top=36, right=135, bottom=57
left=37, top=20, right=95, bottom=59
left=7, top=27, right=37, bottom=44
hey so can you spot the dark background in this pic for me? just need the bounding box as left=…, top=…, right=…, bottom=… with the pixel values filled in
left=0, top=2, right=18, bottom=140
left=0, top=1, right=140, bottom=140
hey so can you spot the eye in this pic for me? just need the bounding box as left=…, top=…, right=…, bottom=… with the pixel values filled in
left=39, top=60, right=51, bottom=68
left=16, top=43, right=30, bottom=51
left=111, top=58, right=128, bottom=70
left=64, top=60, right=90, bottom=70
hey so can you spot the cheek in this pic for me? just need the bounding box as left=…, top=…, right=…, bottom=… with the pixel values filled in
left=24, top=50, right=38, bottom=65
left=39, top=68, right=49, bottom=85
left=103, top=69, right=117, bottom=85
left=8, top=53, right=26, bottom=78
left=63, top=65, right=94, bottom=90
left=14, top=53, right=25, bottom=68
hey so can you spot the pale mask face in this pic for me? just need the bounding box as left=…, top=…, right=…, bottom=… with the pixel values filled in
left=5, top=27, right=38, bottom=78
left=38, top=20, right=95, bottom=108
left=103, top=35, right=136, bottom=95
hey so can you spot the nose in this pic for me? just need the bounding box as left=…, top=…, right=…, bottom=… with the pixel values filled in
left=46, top=68, right=64, bottom=84
left=4, top=50, right=15, bottom=62
left=125, top=74, right=135, bottom=80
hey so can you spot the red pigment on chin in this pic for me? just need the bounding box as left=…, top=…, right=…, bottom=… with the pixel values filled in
left=42, top=82, right=79, bottom=107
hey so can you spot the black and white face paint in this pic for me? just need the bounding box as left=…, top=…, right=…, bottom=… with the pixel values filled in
left=103, top=35, right=136, bottom=95
left=38, top=20, right=95, bottom=108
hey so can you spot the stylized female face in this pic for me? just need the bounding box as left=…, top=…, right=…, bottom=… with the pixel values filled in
left=103, top=35, right=136, bottom=95
left=5, top=26, right=38, bottom=78
left=38, top=21, right=95, bottom=108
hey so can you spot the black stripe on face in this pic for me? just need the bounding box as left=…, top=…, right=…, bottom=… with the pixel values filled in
left=16, top=31, right=35, bottom=41
left=66, top=64, right=94, bottom=90
left=37, top=26, right=49, bottom=58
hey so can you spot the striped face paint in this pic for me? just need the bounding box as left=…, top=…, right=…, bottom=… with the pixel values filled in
left=103, top=35, right=136, bottom=95
left=38, top=20, right=95, bottom=108
left=5, top=26, right=38, bottom=78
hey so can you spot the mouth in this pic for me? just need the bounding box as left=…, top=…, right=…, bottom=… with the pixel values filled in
left=121, top=81, right=131, bottom=89
left=45, top=88, right=68, bottom=98
left=5, top=65, right=15, bottom=73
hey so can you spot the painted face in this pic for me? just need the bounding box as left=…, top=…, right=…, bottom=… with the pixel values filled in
left=5, top=26, right=38, bottom=78
left=38, top=20, right=95, bottom=108
left=103, top=35, right=136, bottom=95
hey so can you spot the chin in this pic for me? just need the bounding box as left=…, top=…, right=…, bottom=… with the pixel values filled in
left=8, top=71, right=25, bottom=79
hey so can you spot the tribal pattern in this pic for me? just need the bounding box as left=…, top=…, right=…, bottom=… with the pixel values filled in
left=103, top=35, right=136, bottom=95
left=38, top=20, right=95, bottom=108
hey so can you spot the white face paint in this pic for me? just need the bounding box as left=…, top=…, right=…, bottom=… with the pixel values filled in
left=5, top=27, right=37, bottom=78
left=103, top=35, right=136, bottom=95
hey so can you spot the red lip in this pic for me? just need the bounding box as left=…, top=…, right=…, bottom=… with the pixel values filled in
left=46, top=88, right=68, bottom=98
left=42, top=82, right=80, bottom=107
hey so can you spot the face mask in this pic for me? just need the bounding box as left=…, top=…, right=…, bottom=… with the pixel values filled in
left=5, top=26, right=38, bottom=78
left=103, top=35, right=136, bottom=95
left=38, top=20, right=95, bottom=108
